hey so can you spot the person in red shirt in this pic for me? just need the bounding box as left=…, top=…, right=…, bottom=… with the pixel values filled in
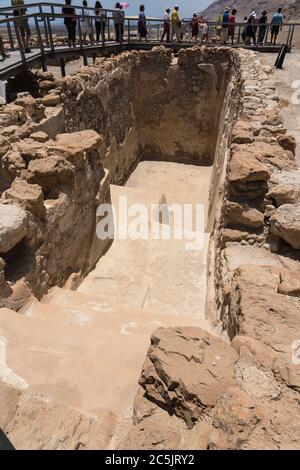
left=228, top=8, right=237, bottom=45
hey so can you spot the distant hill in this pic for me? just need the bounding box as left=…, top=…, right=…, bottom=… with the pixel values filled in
left=200, top=0, right=298, bottom=21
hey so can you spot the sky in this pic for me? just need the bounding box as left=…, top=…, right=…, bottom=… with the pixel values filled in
left=0, top=1, right=214, bottom=18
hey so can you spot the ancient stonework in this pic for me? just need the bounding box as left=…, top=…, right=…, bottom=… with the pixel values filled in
left=0, top=46, right=299, bottom=450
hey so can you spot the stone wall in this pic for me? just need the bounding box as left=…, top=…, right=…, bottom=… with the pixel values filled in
left=122, top=50, right=300, bottom=450
left=0, top=46, right=238, bottom=308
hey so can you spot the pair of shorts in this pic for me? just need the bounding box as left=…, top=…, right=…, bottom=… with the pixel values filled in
left=271, top=25, right=280, bottom=35
left=81, top=21, right=93, bottom=35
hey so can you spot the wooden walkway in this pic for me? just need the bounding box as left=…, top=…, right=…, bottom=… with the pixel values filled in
left=0, top=41, right=283, bottom=82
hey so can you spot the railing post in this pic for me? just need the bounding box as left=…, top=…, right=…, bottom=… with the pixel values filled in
left=46, top=16, right=55, bottom=54
left=35, top=15, right=47, bottom=72
left=6, top=14, right=14, bottom=50
left=108, top=18, right=111, bottom=41
left=60, top=57, right=66, bottom=77
left=40, top=5, right=50, bottom=48
left=102, top=21, right=105, bottom=47
left=289, top=24, right=295, bottom=48
left=14, top=21, right=27, bottom=66
left=128, top=19, right=130, bottom=44
left=237, top=25, right=241, bottom=45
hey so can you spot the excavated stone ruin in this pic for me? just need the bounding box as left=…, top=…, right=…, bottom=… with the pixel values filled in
left=0, top=46, right=300, bottom=450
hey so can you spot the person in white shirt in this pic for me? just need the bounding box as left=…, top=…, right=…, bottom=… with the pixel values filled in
left=94, top=1, right=107, bottom=43
left=81, top=0, right=94, bottom=45
left=160, top=8, right=171, bottom=42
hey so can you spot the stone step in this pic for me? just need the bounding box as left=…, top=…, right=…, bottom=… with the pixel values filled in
left=23, top=293, right=202, bottom=332
left=0, top=307, right=160, bottom=419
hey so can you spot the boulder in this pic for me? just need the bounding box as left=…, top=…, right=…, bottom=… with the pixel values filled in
left=229, top=153, right=270, bottom=184
left=4, top=392, right=116, bottom=450
left=277, top=133, right=296, bottom=156
left=41, top=94, right=61, bottom=107
left=4, top=179, right=45, bottom=218
left=278, top=268, right=300, bottom=297
left=270, top=204, right=300, bottom=249
left=54, top=130, right=103, bottom=165
left=29, top=131, right=48, bottom=143
left=224, top=201, right=264, bottom=228
left=27, top=156, right=74, bottom=192
left=0, top=203, right=28, bottom=254
left=139, top=327, right=237, bottom=428
left=208, top=387, right=261, bottom=450
left=268, top=185, right=300, bottom=206
left=223, top=228, right=249, bottom=243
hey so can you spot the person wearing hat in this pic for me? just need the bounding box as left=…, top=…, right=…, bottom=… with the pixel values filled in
left=171, top=5, right=181, bottom=42
left=189, top=13, right=199, bottom=42
left=221, top=7, right=230, bottom=44
left=258, top=10, right=268, bottom=44
left=250, top=10, right=259, bottom=43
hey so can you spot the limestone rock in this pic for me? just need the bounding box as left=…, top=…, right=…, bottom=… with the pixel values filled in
left=278, top=268, right=300, bottom=297
left=232, top=130, right=254, bottom=145
left=268, top=185, right=300, bottom=206
left=0, top=135, right=10, bottom=157
left=277, top=133, right=296, bottom=156
left=27, top=156, right=74, bottom=192
left=30, top=131, right=48, bottom=143
left=4, top=179, right=45, bottom=218
left=0, top=203, right=28, bottom=254
left=0, top=381, right=21, bottom=429
left=228, top=265, right=300, bottom=353
left=223, top=228, right=249, bottom=243
left=229, top=153, right=270, bottom=184
left=224, top=201, right=264, bottom=228
left=208, top=387, right=261, bottom=450
left=0, top=104, right=27, bottom=127
left=4, top=392, right=116, bottom=450
left=139, top=327, right=237, bottom=428
left=54, top=130, right=103, bottom=164
left=41, top=94, right=61, bottom=107
left=270, top=204, right=300, bottom=249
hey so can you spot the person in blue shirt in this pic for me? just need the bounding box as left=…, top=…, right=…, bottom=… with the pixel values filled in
left=271, top=7, right=283, bottom=45
left=221, top=7, right=230, bottom=44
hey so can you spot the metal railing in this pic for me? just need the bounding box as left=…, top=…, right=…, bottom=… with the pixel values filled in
left=0, top=3, right=299, bottom=78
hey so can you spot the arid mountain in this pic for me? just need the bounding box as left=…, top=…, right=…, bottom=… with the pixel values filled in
left=201, top=0, right=298, bottom=21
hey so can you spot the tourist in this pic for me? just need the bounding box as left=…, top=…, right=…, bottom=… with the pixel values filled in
left=94, top=1, right=106, bottom=43
left=198, top=16, right=208, bottom=42
left=113, top=3, right=125, bottom=42
left=11, top=0, right=31, bottom=53
left=81, top=0, right=93, bottom=45
left=0, top=34, right=10, bottom=61
left=242, top=16, right=248, bottom=43
left=228, top=8, right=237, bottom=45
left=62, top=0, right=77, bottom=47
left=138, top=5, right=147, bottom=41
left=216, top=15, right=223, bottom=39
left=221, top=7, right=230, bottom=44
left=271, top=7, right=283, bottom=45
left=160, top=8, right=171, bottom=42
left=258, top=10, right=268, bottom=45
left=245, top=15, right=256, bottom=45
left=250, top=11, right=259, bottom=44
left=189, top=13, right=198, bottom=42
left=171, top=5, right=181, bottom=42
